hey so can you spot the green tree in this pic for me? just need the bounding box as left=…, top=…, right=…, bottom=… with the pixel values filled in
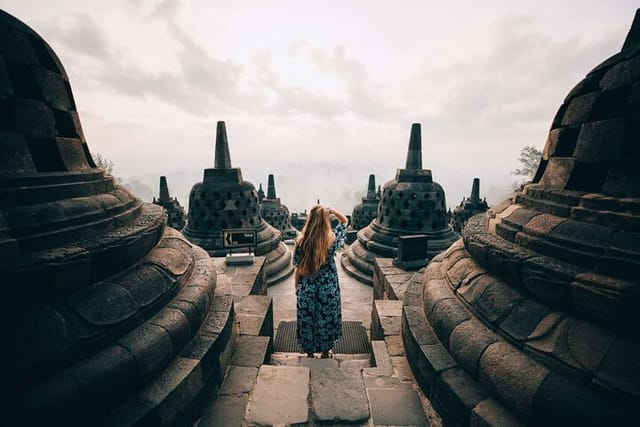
left=511, top=146, right=542, bottom=180
left=93, top=152, right=114, bottom=175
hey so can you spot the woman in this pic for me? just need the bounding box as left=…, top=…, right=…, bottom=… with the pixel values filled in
left=293, top=204, right=348, bottom=358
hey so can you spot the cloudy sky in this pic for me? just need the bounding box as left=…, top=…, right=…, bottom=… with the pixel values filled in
left=1, top=1, right=637, bottom=213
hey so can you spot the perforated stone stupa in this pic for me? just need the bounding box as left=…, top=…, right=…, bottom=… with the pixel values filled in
left=152, top=175, right=186, bottom=230
left=348, top=174, right=380, bottom=231
left=260, top=174, right=297, bottom=239
left=182, top=122, right=292, bottom=284
left=257, top=182, right=265, bottom=203
left=403, top=11, right=640, bottom=426
left=343, top=123, right=458, bottom=284
left=0, top=11, right=230, bottom=426
left=451, top=177, right=488, bottom=232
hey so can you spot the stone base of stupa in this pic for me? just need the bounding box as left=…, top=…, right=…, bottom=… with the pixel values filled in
left=342, top=220, right=459, bottom=285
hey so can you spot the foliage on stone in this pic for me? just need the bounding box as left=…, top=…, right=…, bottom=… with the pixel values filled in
left=511, top=145, right=542, bottom=180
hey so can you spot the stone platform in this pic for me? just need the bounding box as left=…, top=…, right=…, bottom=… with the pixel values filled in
left=195, top=248, right=443, bottom=426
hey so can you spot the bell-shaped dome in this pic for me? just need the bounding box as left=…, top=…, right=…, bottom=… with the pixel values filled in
left=182, top=121, right=293, bottom=284
left=342, top=123, right=458, bottom=284
left=404, top=10, right=640, bottom=426
left=349, top=174, right=380, bottom=231
left=0, top=10, right=225, bottom=426
left=451, top=177, right=488, bottom=232
left=153, top=175, right=186, bottom=230
left=260, top=174, right=298, bottom=239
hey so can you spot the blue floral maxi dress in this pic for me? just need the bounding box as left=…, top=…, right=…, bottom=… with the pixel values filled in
left=294, top=223, right=345, bottom=353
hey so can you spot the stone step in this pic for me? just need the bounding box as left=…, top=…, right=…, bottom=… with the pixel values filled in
left=371, top=299, right=403, bottom=340
left=230, top=335, right=271, bottom=368
left=366, top=340, right=393, bottom=376
left=245, top=365, right=310, bottom=425
left=198, top=366, right=259, bottom=427
left=300, top=356, right=339, bottom=370
left=310, top=365, right=369, bottom=424
left=234, top=294, right=273, bottom=338
left=367, top=387, right=429, bottom=426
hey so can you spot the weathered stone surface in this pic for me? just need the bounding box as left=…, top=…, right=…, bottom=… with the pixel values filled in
left=199, top=393, right=249, bottom=427
left=182, top=122, right=292, bottom=285
left=219, top=366, right=258, bottom=395
left=430, top=298, right=471, bottom=347
left=391, top=356, right=415, bottom=382
left=230, top=335, right=270, bottom=368
left=366, top=340, right=393, bottom=376
left=384, top=335, right=405, bottom=356
left=367, top=388, right=428, bottom=426
left=479, top=342, right=549, bottom=419
left=344, top=123, right=459, bottom=283
left=470, top=398, right=523, bottom=427
left=246, top=365, right=309, bottom=425
left=300, top=357, right=339, bottom=371
left=371, top=299, right=403, bottom=340
left=311, top=367, right=369, bottom=423
left=0, top=11, right=231, bottom=427
left=432, top=368, right=487, bottom=425
left=449, top=320, right=498, bottom=377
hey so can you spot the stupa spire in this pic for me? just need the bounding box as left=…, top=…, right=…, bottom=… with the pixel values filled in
left=622, top=8, right=640, bottom=50
left=405, top=123, right=422, bottom=169
left=214, top=121, right=232, bottom=169
left=267, top=174, right=277, bottom=199
left=470, top=178, right=480, bottom=202
left=159, top=176, right=170, bottom=201
left=366, top=174, right=376, bottom=199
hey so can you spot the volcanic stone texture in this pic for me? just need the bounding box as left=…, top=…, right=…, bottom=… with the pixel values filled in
left=403, top=12, right=640, bottom=426
left=343, top=123, right=458, bottom=284
left=0, top=11, right=233, bottom=426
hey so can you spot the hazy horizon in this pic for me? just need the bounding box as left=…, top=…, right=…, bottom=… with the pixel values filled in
left=1, top=1, right=637, bottom=215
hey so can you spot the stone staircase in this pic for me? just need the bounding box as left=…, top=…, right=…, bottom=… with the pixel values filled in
left=198, top=347, right=433, bottom=426
left=195, top=293, right=438, bottom=426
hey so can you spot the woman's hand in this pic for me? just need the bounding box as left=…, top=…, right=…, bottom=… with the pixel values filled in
left=326, top=206, right=348, bottom=224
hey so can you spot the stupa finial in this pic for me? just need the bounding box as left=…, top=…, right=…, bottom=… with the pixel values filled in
left=214, top=121, right=232, bottom=169
left=405, top=123, right=422, bottom=169
left=622, top=8, right=640, bottom=51
left=367, top=174, right=376, bottom=199
left=159, top=176, right=170, bottom=201
left=470, top=178, right=480, bottom=202
left=267, top=174, right=277, bottom=199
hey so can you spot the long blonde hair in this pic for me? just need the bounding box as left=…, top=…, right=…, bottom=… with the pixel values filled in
left=295, top=205, right=332, bottom=276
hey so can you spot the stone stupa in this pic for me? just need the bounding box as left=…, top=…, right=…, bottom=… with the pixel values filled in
left=342, top=123, right=459, bottom=284
left=404, top=10, right=640, bottom=426
left=0, top=10, right=232, bottom=426
left=260, top=174, right=298, bottom=240
left=182, top=122, right=292, bottom=284
left=450, top=177, right=488, bottom=232
left=257, top=182, right=265, bottom=203
left=152, top=175, right=186, bottom=230
left=348, top=174, right=380, bottom=231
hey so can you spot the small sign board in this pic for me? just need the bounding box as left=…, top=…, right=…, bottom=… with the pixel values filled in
left=222, top=229, right=257, bottom=249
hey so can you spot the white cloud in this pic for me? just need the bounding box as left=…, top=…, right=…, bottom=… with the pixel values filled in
left=0, top=0, right=636, bottom=213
